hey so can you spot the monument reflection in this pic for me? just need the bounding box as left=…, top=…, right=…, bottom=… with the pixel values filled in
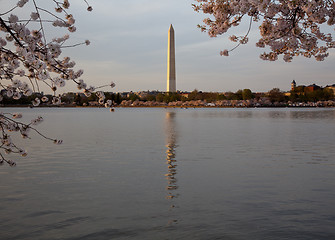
left=164, top=111, right=179, bottom=224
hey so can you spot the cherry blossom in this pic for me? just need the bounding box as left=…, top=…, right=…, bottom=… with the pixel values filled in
left=0, top=111, right=57, bottom=166
left=1, top=0, right=111, bottom=166
left=193, top=0, right=335, bottom=61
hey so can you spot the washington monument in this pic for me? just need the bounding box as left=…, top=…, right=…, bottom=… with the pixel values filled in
left=167, top=24, right=176, bottom=92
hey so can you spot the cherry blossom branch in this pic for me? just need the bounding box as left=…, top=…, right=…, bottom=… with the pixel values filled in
left=32, top=0, right=47, bottom=45
left=0, top=6, right=17, bottom=16
left=193, top=0, right=335, bottom=61
left=221, top=16, right=253, bottom=56
left=0, top=17, right=24, bottom=47
left=1, top=0, right=112, bottom=167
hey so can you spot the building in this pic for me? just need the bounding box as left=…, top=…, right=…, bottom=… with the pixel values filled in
left=167, top=24, right=176, bottom=93
left=291, top=80, right=296, bottom=91
left=305, top=84, right=321, bottom=92
left=290, top=80, right=321, bottom=93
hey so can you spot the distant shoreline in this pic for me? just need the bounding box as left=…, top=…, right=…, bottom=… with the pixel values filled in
left=1, top=104, right=335, bottom=109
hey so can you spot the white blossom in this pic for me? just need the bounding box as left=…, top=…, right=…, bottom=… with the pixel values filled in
left=32, top=98, right=40, bottom=106
left=220, top=49, right=229, bottom=56
left=52, top=96, right=61, bottom=105
left=54, top=77, right=66, bottom=87
left=8, top=14, right=19, bottom=23
left=19, top=149, right=27, bottom=157
left=41, top=96, right=49, bottom=102
left=63, top=0, right=70, bottom=9
left=53, top=139, right=63, bottom=144
left=31, top=116, right=43, bottom=125
left=30, top=12, right=39, bottom=21
left=99, top=98, right=105, bottom=104
left=105, top=99, right=112, bottom=108
left=12, top=113, right=23, bottom=119
left=194, top=0, right=335, bottom=61
left=17, top=0, right=29, bottom=8
left=12, top=79, right=22, bottom=88
left=68, top=26, right=76, bottom=32
left=13, top=91, right=22, bottom=100
left=6, top=89, right=14, bottom=97
left=0, top=37, right=7, bottom=47
left=17, top=69, right=25, bottom=77
left=55, top=7, right=62, bottom=13
left=23, top=89, right=33, bottom=96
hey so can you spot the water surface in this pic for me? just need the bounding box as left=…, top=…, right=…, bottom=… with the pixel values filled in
left=1, top=108, right=335, bottom=239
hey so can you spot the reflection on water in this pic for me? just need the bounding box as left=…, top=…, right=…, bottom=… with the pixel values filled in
left=164, top=111, right=179, bottom=225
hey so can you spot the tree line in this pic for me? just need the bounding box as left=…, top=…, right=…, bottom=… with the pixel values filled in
left=2, top=87, right=334, bottom=107
left=2, top=87, right=334, bottom=106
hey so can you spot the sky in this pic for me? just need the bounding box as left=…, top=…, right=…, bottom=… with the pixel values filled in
left=2, top=0, right=335, bottom=93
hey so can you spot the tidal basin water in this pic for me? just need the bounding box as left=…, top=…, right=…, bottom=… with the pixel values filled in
left=1, top=107, right=335, bottom=240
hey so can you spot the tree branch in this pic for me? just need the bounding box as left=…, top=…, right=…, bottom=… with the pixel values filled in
left=0, top=17, right=24, bottom=47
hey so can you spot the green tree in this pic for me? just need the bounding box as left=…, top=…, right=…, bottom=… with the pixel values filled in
left=129, top=93, right=139, bottom=102
left=235, top=90, right=243, bottom=100
left=268, top=88, right=285, bottom=103
left=115, top=93, right=122, bottom=104
left=217, top=94, right=226, bottom=100
left=225, top=92, right=235, bottom=100
left=323, top=88, right=335, bottom=100
left=87, top=93, right=97, bottom=102
left=74, top=94, right=82, bottom=106
left=242, top=89, right=253, bottom=100
left=188, top=89, right=200, bottom=101
left=145, top=94, right=156, bottom=102
left=156, top=93, right=164, bottom=102
left=163, top=93, right=181, bottom=103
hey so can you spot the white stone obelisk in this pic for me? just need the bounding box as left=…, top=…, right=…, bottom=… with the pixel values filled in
left=167, top=24, right=176, bottom=93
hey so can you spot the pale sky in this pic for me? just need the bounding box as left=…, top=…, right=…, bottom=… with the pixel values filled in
left=2, top=0, right=335, bottom=93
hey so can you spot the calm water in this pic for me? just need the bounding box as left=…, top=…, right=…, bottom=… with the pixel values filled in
left=1, top=107, right=335, bottom=240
